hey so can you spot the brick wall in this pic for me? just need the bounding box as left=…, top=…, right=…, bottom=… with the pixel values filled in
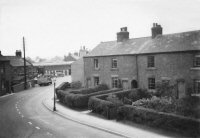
left=84, top=51, right=200, bottom=96
left=71, top=58, right=84, bottom=84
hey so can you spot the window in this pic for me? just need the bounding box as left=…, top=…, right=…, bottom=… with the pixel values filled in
left=147, top=56, right=155, bottom=67
left=111, top=58, right=117, bottom=69
left=94, top=77, right=99, bottom=86
left=0, top=68, right=4, bottom=74
left=1, top=80, right=5, bottom=89
left=148, top=78, right=155, bottom=89
left=194, top=56, right=200, bottom=67
left=94, top=59, right=99, bottom=69
left=194, top=80, right=200, bottom=94
left=112, top=77, right=118, bottom=88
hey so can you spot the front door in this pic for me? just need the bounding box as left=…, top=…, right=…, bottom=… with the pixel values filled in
left=177, top=81, right=185, bottom=98
left=122, top=80, right=129, bottom=90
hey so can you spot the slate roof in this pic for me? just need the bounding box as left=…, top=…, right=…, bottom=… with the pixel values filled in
left=85, top=30, right=200, bottom=57
left=0, top=56, right=32, bottom=67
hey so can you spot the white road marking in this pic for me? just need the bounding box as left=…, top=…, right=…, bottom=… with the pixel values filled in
left=18, top=112, right=21, bottom=114
left=21, top=115, right=24, bottom=118
left=35, top=126, right=40, bottom=130
left=17, top=109, right=19, bottom=111
left=28, top=122, right=32, bottom=125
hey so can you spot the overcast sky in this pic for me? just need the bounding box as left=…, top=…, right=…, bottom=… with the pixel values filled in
left=0, top=0, right=200, bottom=59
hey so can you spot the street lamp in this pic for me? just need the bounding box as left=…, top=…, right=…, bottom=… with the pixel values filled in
left=52, top=77, right=56, bottom=111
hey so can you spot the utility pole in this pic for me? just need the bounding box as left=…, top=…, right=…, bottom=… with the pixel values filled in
left=23, top=37, right=27, bottom=89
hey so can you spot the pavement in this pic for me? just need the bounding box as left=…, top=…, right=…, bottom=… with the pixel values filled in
left=43, top=98, right=177, bottom=138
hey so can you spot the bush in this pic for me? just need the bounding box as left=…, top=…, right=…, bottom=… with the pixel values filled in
left=71, top=81, right=82, bottom=89
left=88, top=96, right=119, bottom=119
left=155, top=81, right=176, bottom=98
left=174, top=96, right=200, bottom=119
left=128, top=88, right=152, bottom=102
left=117, top=105, right=200, bottom=137
left=56, top=82, right=71, bottom=93
left=132, top=95, right=200, bottom=119
left=106, top=94, right=123, bottom=106
left=132, top=96, right=175, bottom=113
left=58, top=86, right=120, bottom=109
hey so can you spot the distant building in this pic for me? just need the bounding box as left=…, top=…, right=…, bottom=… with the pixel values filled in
left=33, top=61, right=73, bottom=77
left=71, top=46, right=89, bottom=84
left=84, top=23, right=200, bottom=98
left=64, top=53, right=79, bottom=62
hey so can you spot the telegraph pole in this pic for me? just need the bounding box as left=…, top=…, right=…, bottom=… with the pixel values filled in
left=23, top=37, right=27, bottom=89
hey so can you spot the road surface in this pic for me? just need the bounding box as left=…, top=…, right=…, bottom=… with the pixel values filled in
left=0, top=77, right=122, bottom=138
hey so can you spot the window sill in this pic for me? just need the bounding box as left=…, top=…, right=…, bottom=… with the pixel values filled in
left=148, top=89, right=156, bottom=92
left=190, top=67, right=200, bottom=70
left=111, top=68, right=119, bottom=71
left=146, top=67, right=157, bottom=70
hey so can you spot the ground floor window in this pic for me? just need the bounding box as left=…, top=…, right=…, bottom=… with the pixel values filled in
left=112, top=77, right=118, bottom=88
left=148, top=77, right=155, bottom=89
left=194, top=80, right=200, bottom=94
left=94, top=76, right=99, bottom=86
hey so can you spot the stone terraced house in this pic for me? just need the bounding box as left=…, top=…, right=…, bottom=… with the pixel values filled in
left=83, top=23, right=200, bottom=98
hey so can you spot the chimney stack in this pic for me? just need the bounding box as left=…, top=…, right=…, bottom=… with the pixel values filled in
left=15, top=50, right=22, bottom=57
left=117, top=27, right=129, bottom=42
left=151, top=23, right=162, bottom=39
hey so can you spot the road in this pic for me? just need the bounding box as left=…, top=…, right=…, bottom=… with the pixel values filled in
left=0, top=77, right=122, bottom=138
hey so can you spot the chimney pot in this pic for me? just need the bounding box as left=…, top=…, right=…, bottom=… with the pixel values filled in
left=151, top=23, right=163, bottom=39
left=15, top=50, right=22, bottom=57
left=117, top=27, right=129, bottom=42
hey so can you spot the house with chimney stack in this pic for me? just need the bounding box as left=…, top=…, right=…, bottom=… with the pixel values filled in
left=83, top=23, right=200, bottom=98
left=0, top=50, right=34, bottom=88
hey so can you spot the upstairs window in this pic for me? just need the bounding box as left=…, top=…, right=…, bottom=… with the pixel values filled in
left=147, top=56, right=155, bottom=68
left=148, top=77, right=155, bottom=89
left=112, top=77, right=118, bottom=88
left=111, top=58, right=117, bottom=69
left=194, top=80, right=200, bottom=94
left=194, top=55, right=200, bottom=67
left=94, top=59, right=99, bottom=69
left=0, top=68, right=4, bottom=74
left=94, top=76, right=99, bottom=86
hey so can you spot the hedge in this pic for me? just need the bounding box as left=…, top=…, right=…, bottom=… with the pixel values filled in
left=117, top=105, right=200, bottom=137
left=88, top=89, right=132, bottom=119
left=55, top=82, right=71, bottom=93
left=61, top=89, right=121, bottom=109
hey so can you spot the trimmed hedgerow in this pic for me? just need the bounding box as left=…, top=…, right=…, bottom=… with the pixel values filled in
left=88, top=89, right=152, bottom=119
left=71, top=81, right=82, bottom=89
left=57, top=83, right=121, bottom=109
left=117, top=105, right=200, bottom=137
left=88, top=89, right=131, bottom=119
left=63, top=89, right=120, bottom=109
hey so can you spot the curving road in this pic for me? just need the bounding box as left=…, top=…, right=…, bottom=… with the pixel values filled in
left=0, top=77, right=122, bottom=138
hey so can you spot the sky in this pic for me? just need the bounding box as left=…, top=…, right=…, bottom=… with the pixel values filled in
left=0, top=0, right=200, bottom=59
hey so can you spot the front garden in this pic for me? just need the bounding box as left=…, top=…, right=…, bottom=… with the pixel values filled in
left=56, top=81, right=200, bottom=137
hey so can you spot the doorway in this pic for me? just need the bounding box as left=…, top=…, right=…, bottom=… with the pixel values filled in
left=131, top=80, right=138, bottom=89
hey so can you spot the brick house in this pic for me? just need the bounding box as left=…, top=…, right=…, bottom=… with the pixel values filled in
left=83, top=23, right=200, bottom=97
left=0, top=58, right=12, bottom=95
left=0, top=50, right=35, bottom=95
left=0, top=50, right=34, bottom=85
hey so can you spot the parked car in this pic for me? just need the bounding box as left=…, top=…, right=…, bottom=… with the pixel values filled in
left=37, top=75, right=52, bottom=86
